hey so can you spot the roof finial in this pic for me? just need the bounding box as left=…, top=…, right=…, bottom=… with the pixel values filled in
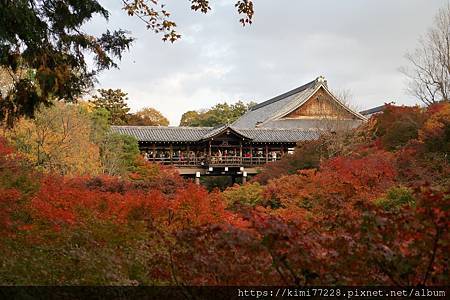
left=316, top=75, right=327, bottom=87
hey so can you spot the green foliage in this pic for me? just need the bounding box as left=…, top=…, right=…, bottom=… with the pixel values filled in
left=179, top=101, right=256, bottom=126
left=375, top=186, right=415, bottom=211
left=89, top=108, right=111, bottom=143
left=90, top=89, right=131, bottom=125
left=120, top=135, right=140, bottom=169
left=200, top=176, right=235, bottom=191
left=83, top=105, right=140, bottom=176
left=99, top=133, right=140, bottom=176
left=0, top=1, right=133, bottom=126
left=223, top=182, right=264, bottom=208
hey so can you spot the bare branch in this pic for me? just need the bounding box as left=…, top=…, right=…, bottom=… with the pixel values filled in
left=402, top=3, right=450, bottom=105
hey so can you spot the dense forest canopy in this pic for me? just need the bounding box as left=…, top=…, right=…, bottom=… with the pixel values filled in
left=0, top=0, right=449, bottom=291
left=0, top=102, right=448, bottom=285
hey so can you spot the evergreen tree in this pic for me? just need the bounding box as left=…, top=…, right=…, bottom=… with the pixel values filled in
left=0, top=0, right=134, bottom=127
left=0, top=0, right=254, bottom=127
left=90, top=89, right=130, bottom=125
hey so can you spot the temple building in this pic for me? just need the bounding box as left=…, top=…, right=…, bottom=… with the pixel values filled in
left=111, top=76, right=366, bottom=182
left=233, top=76, right=365, bottom=129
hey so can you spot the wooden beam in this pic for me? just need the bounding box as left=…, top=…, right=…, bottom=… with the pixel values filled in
left=239, top=140, right=243, bottom=162
left=265, top=144, right=269, bottom=163
left=187, top=144, right=190, bottom=163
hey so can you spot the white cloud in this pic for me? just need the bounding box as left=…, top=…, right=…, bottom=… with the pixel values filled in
left=88, top=0, right=446, bottom=125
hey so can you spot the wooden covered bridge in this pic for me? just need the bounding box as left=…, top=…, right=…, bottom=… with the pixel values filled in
left=112, top=125, right=320, bottom=182
left=111, top=76, right=366, bottom=183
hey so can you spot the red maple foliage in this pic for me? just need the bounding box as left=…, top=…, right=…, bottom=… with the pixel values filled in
left=0, top=104, right=448, bottom=285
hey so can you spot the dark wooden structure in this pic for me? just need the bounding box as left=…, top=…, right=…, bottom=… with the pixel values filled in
left=111, top=76, right=367, bottom=183
left=112, top=125, right=319, bottom=181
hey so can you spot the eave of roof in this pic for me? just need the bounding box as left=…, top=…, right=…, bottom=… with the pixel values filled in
left=359, top=103, right=392, bottom=115
left=111, top=126, right=213, bottom=142
left=111, top=125, right=318, bottom=143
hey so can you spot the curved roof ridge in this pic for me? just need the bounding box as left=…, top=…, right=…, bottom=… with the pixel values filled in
left=250, top=79, right=317, bottom=111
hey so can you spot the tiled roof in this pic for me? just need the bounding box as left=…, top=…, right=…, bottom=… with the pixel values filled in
left=232, top=79, right=318, bottom=128
left=111, top=126, right=212, bottom=142
left=250, top=79, right=317, bottom=111
left=201, top=125, right=252, bottom=140
left=233, top=76, right=366, bottom=129
left=359, top=103, right=393, bottom=116
left=262, top=119, right=363, bottom=130
left=111, top=125, right=319, bottom=143
left=237, top=128, right=320, bottom=143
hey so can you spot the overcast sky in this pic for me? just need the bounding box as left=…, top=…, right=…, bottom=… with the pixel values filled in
left=85, top=0, right=447, bottom=125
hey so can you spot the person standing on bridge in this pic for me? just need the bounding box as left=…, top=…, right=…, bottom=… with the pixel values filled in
left=271, top=151, right=277, bottom=162
left=218, top=149, right=223, bottom=162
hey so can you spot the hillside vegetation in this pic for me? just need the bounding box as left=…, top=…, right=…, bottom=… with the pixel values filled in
left=0, top=103, right=448, bottom=285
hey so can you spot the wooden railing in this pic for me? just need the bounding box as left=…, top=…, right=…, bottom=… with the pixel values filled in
left=148, top=156, right=280, bottom=167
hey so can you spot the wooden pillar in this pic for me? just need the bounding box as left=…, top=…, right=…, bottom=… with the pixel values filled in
left=169, top=143, right=173, bottom=164
left=239, top=140, right=243, bottom=164
left=152, top=143, right=156, bottom=162
left=187, top=144, right=190, bottom=163
left=208, top=140, right=212, bottom=157
left=239, top=140, right=243, bottom=156
left=250, top=145, right=253, bottom=165
left=195, top=171, right=200, bottom=185
left=265, top=144, right=269, bottom=163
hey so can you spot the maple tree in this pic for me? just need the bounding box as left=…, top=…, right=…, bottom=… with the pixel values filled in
left=0, top=103, right=448, bottom=286
left=4, top=101, right=141, bottom=176
left=127, top=107, right=169, bottom=126
left=5, top=102, right=102, bottom=175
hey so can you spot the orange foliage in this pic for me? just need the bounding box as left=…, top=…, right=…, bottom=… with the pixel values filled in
left=0, top=103, right=448, bottom=286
